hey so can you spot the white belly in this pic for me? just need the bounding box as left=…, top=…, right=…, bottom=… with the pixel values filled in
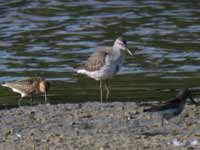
left=77, top=56, right=123, bottom=81
left=2, top=84, right=27, bottom=97
left=77, top=64, right=119, bottom=80
left=12, top=88, right=27, bottom=97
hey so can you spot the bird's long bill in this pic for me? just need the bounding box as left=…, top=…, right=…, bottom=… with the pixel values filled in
left=126, top=48, right=133, bottom=56
left=189, top=95, right=197, bottom=104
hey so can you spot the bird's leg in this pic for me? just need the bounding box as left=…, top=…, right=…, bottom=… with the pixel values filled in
left=44, top=91, right=48, bottom=103
left=161, top=115, right=165, bottom=127
left=30, top=96, right=34, bottom=106
left=105, top=80, right=110, bottom=101
left=18, top=97, right=23, bottom=107
left=100, top=80, right=103, bottom=103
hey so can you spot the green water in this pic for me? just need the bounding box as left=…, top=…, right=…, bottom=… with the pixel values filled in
left=0, top=0, right=200, bottom=106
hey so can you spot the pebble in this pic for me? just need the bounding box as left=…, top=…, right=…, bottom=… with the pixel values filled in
left=0, top=102, right=199, bottom=150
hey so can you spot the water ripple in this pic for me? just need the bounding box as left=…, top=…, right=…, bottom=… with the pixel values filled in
left=0, top=0, right=200, bottom=103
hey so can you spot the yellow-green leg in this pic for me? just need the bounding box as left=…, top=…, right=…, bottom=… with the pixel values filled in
left=44, top=92, right=48, bottom=103
left=30, top=96, right=33, bottom=106
left=105, top=80, right=110, bottom=101
left=18, top=97, right=23, bottom=107
left=99, top=80, right=103, bottom=103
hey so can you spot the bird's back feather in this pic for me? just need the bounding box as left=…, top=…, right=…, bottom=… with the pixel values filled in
left=144, top=98, right=182, bottom=112
left=1, top=77, right=41, bottom=96
left=79, top=47, right=113, bottom=72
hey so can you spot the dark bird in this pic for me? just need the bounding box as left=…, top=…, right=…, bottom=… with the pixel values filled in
left=2, top=77, right=50, bottom=106
left=77, top=37, right=134, bottom=103
left=144, top=89, right=196, bottom=126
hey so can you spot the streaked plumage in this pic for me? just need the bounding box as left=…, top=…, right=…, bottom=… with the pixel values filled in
left=2, top=77, right=50, bottom=106
left=77, top=37, right=133, bottom=103
left=144, top=89, right=196, bottom=126
left=84, top=47, right=112, bottom=72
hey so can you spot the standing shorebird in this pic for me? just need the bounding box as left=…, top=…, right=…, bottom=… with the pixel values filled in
left=144, top=89, right=196, bottom=126
left=77, top=37, right=133, bottom=103
left=2, top=77, right=50, bottom=106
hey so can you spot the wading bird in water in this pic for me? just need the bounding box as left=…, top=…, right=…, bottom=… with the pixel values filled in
left=2, top=77, right=50, bottom=106
left=77, top=37, right=133, bottom=103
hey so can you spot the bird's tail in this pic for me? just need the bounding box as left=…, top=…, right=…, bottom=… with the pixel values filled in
left=77, top=69, right=87, bottom=74
left=1, top=82, right=13, bottom=88
left=1, top=81, right=6, bottom=85
left=1, top=83, right=8, bottom=87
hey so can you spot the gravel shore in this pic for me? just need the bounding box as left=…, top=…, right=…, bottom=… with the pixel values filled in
left=0, top=102, right=199, bottom=150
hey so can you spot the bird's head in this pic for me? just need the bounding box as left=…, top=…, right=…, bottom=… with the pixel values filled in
left=113, top=37, right=133, bottom=56
left=39, top=79, right=50, bottom=94
left=177, top=88, right=196, bottom=104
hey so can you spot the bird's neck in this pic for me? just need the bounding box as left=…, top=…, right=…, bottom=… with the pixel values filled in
left=111, top=47, right=124, bottom=62
left=176, top=96, right=186, bottom=108
left=113, top=46, right=124, bottom=55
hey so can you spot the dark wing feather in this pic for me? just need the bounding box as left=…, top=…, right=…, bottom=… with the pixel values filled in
left=144, top=98, right=181, bottom=112
left=83, top=47, right=112, bottom=71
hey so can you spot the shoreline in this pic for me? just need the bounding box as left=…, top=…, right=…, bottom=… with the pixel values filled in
left=0, top=102, right=199, bottom=149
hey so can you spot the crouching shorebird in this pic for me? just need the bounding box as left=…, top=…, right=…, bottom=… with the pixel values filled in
left=2, top=77, right=50, bottom=106
left=77, top=37, right=133, bottom=103
left=144, top=89, right=196, bottom=126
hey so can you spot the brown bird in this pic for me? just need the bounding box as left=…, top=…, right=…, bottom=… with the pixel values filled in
left=77, top=37, right=133, bottom=103
left=144, top=88, right=196, bottom=126
left=2, top=77, right=50, bottom=106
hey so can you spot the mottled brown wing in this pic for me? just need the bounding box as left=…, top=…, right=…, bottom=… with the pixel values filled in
left=14, top=77, right=37, bottom=85
left=10, top=84, right=36, bottom=93
left=6, top=78, right=40, bottom=94
left=84, top=47, right=112, bottom=71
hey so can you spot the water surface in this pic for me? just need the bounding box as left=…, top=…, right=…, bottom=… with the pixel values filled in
left=0, top=0, right=200, bottom=105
